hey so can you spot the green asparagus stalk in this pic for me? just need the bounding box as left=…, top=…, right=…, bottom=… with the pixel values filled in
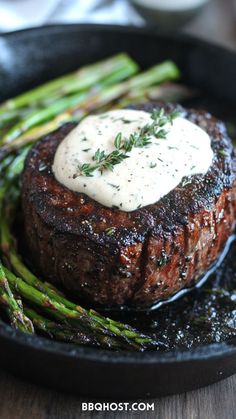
left=0, top=53, right=138, bottom=114
left=0, top=263, right=34, bottom=333
left=0, top=148, right=30, bottom=204
left=4, top=265, right=155, bottom=350
left=0, top=110, right=22, bottom=130
left=24, top=306, right=100, bottom=347
left=116, top=83, right=196, bottom=108
left=1, top=60, right=180, bottom=148
left=2, top=94, right=84, bottom=143
left=68, top=60, right=180, bottom=115
left=0, top=106, right=40, bottom=130
left=0, top=114, right=72, bottom=158
left=1, top=60, right=138, bottom=144
left=0, top=154, right=15, bottom=176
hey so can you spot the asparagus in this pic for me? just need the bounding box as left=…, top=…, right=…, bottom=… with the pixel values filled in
left=2, top=94, right=83, bottom=143
left=144, top=83, right=196, bottom=102
left=24, top=306, right=100, bottom=347
left=0, top=114, right=72, bottom=158
left=0, top=148, right=30, bottom=205
left=66, top=60, right=180, bottom=115
left=1, top=60, right=180, bottom=148
left=3, top=265, right=156, bottom=350
left=0, top=110, right=22, bottom=130
left=0, top=107, right=40, bottom=130
left=3, top=266, right=117, bottom=349
left=0, top=154, right=15, bottom=176
left=0, top=263, right=34, bottom=333
left=116, top=83, right=196, bottom=108
left=2, top=60, right=138, bottom=144
left=0, top=53, right=138, bottom=114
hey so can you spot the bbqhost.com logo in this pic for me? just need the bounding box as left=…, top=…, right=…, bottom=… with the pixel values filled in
left=81, top=401, right=155, bottom=412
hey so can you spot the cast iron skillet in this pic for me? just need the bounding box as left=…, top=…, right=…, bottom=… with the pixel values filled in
left=0, top=24, right=236, bottom=398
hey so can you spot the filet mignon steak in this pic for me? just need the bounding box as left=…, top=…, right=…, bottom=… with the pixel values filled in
left=21, top=103, right=236, bottom=308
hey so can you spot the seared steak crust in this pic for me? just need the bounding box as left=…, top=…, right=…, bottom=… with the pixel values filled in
left=21, top=103, right=236, bottom=308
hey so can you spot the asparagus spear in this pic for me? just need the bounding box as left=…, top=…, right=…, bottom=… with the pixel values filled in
left=0, top=114, right=71, bottom=158
left=0, top=110, right=22, bottom=130
left=61, top=60, right=181, bottom=116
left=0, top=107, right=40, bottom=130
left=2, top=94, right=84, bottom=143
left=116, top=83, right=197, bottom=108
left=0, top=53, right=138, bottom=114
left=3, top=265, right=118, bottom=349
left=0, top=154, right=15, bottom=176
left=1, top=60, right=180, bottom=148
left=1, top=60, right=138, bottom=144
left=6, top=232, right=158, bottom=344
left=0, top=263, right=34, bottom=333
left=3, top=265, right=156, bottom=350
left=0, top=147, right=30, bottom=206
left=24, top=306, right=100, bottom=347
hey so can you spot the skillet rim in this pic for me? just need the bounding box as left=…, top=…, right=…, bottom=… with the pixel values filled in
left=0, top=319, right=235, bottom=364
left=1, top=23, right=236, bottom=65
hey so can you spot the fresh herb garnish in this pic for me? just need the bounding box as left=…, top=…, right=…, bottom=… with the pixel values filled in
left=105, top=227, right=115, bottom=236
left=156, top=255, right=170, bottom=267
left=78, top=108, right=179, bottom=177
left=218, top=149, right=227, bottom=157
left=79, top=145, right=129, bottom=177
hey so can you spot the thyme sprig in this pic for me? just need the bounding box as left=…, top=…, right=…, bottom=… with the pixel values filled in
left=79, top=108, right=179, bottom=177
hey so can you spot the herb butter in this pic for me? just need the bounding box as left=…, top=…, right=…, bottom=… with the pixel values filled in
left=53, top=109, right=213, bottom=211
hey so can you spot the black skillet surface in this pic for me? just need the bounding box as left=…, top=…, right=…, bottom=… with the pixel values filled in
left=0, top=24, right=236, bottom=398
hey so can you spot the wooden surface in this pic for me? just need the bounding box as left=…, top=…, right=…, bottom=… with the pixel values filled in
left=0, top=0, right=236, bottom=418
left=0, top=369, right=235, bottom=419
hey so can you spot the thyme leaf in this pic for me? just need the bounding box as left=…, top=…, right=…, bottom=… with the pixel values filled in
left=105, top=227, right=115, bottom=236
left=218, top=149, right=227, bottom=157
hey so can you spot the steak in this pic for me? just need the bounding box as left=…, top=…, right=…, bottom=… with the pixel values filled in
left=21, top=103, right=236, bottom=308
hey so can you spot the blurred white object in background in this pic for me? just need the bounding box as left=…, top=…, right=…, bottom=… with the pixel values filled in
left=132, top=0, right=209, bottom=11
left=51, top=0, right=143, bottom=25
left=130, top=0, right=210, bottom=30
left=0, top=0, right=143, bottom=32
left=0, top=0, right=59, bottom=30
